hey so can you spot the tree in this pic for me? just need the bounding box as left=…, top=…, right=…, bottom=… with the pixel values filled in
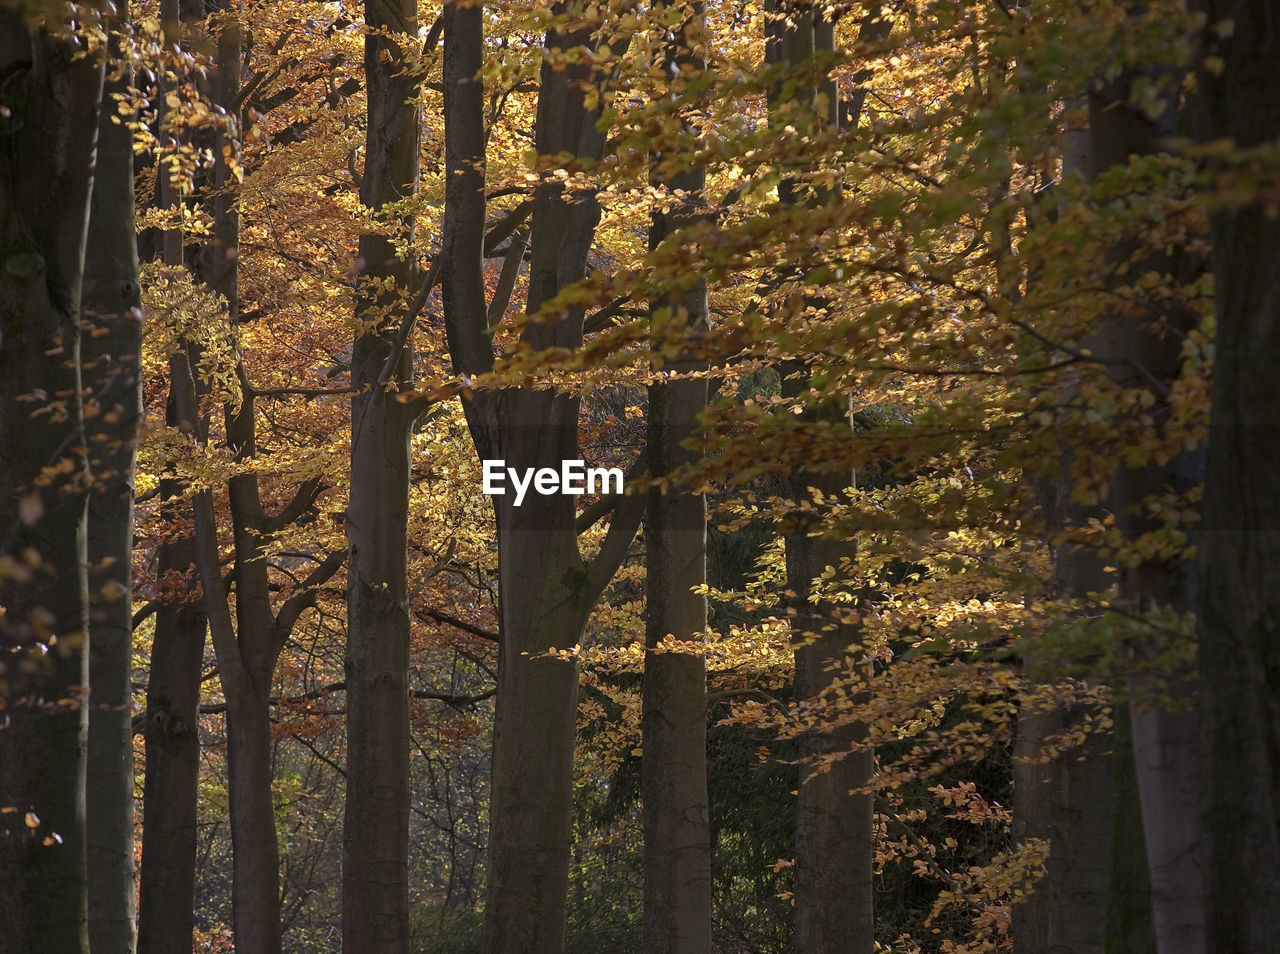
left=642, top=5, right=713, bottom=953
left=765, top=5, right=887, bottom=950
left=83, top=6, right=144, bottom=951
left=1193, top=1, right=1280, bottom=950
left=0, top=4, right=105, bottom=951
left=137, top=7, right=211, bottom=953
left=441, top=4, right=647, bottom=949
left=343, top=0, right=422, bottom=947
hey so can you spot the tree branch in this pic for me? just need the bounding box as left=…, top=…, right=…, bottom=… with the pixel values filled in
left=274, top=547, right=348, bottom=649
left=199, top=678, right=494, bottom=716
left=583, top=468, right=647, bottom=607
left=416, top=607, right=499, bottom=643
left=264, top=476, right=325, bottom=534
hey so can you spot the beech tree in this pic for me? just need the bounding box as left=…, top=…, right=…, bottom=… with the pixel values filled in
left=642, top=5, right=713, bottom=953
left=83, top=7, right=144, bottom=951
left=10, top=1, right=1280, bottom=952
left=0, top=5, right=105, bottom=952
left=343, top=0, right=423, bottom=947
left=1194, top=0, right=1280, bottom=950
left=441, top=3, right=650, bottom=948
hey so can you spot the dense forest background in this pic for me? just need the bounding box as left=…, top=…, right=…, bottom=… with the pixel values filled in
left=1, top=0, right=1278, bottom=951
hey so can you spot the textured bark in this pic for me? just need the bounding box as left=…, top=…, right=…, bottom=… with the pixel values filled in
left=785, top=486, right=876, bottom=954
left=1193, top=5, right=1280, bottom=951
left=1011, top=692, right=1114, bottom=954
left=138, top=7, right=210, bottom=952
left=441, top=7, right=644, bottom=951
left=485, top=509, right=593, bottom=954
left=136, top=577, right=205, bottom=954
left=1013, top=474, right=1115, bottom=954
left=642, top=11, right=712, bottom=950
left=0, top=11, right=104, bottom=954
left=343, top=0, right=421, bottom=949
left=82, top=10, right=144, bottom=950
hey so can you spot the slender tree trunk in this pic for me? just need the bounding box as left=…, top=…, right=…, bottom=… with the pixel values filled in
left=139, top=6, right=208, bottom=951
left=198, top=11, right=287, bottom=952
left=642, top=8, right=712, bottom=954
left=1105, top=704, right=1157, bottom=954
left=344, top=0, right=420, bottom=949
left=1011, top=691, right=1114, bottom=954
left=1088, top=59, right=1206, bottom=954
left=0, top=11, right=104, bottom=954
left=1010, top=87, right=1144, bottom=954
left=765, top=6, right=884, bottom=951
left=783, top=469, right=876, bottom=954
left=1193, top=5, right=1280, bottom=950
left=1013, top=467, right=1115, bottom=954
left=645, top=7, right=716, bottom=952
left=83, top=8, right=144, bottom=950
left=136, top=582, right=205, bottom=954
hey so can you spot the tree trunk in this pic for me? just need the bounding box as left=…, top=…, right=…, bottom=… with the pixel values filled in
left=784, top=482, right=876, bottom=954
left=1089, top=59, right=1206, bottom=954
left=645, top=7, right=716, bottom=952
left=138, top=8, right=211, bottom=952
left=0, top=12, right=104, bottom=954
left=441, top=8, right=645, bottom=951
left=1011, top=695, right=1114, bottom=954
left=195, top=11, right=291, bottom=952
left=344, top=0, right=421, bottom=948
left=1105, top=704, right=1157, bottom=954
left=642, top=8, right=712, bottom=954
left=83, top=9, right=144, bottom=950
left=1193, top=4, right=1280, bottom=950
left=766, top=6, right=883, bottom=951
left=137, top=577, right=206, bottom=954
left=1013, top=463, right=1116, bottom=954
left=486, top=498, right=592, bottom=953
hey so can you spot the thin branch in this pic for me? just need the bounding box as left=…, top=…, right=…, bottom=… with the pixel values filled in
left=200, top=678, right=493, bottom=716
left=377, top=254, right=443, bottom=389
left=583, top=483, right=646, bottom=607
left=132, top=600, right=159, bottom=630
left=482, top=200, right=534, bottom=256
left=421, top=14, right=444, bottom=57
left=576, top=455, right=646, bottom=535
left=376, top=200, right=535, bottom=389
left=274, top=547, right=348, bottom=648
left=250, top=385, right=356, bottom=399
left=417, top=607, right=499, bottom=643
left=486, top=228, right=527, bottom=323
left=583, top=297, right=646, bottom=335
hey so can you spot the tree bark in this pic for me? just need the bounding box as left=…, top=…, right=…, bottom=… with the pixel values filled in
left=343, top=0, right=421, bottom=949
left=83, top=8, right=144, bottom=950
left=1089, top=57, right=1206, bottom=954
left=765, top=6, right=884, bottom=951
left=1011, top=692, right=1114, bottom=954
left=137, top=541, right=206, bottom=954
left=1193, top=4, right=1280, bottom=950
left=0, top=9, right=104, bottom=954
left=441, top=7, right=645, bottom=951
left=643, top=11, right=713, bottom=952
left=139, top=8, right=209, bottom=953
